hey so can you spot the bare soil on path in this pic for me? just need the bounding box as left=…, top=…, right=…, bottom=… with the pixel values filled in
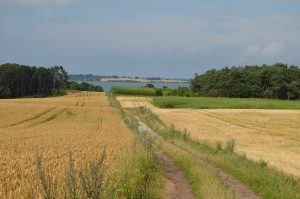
left=138, top=120, right=194, bottom=199
left=138, top=119, right=261, bottom=199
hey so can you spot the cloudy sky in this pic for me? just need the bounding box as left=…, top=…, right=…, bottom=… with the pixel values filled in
left=1, top=0, right=299, bottom=78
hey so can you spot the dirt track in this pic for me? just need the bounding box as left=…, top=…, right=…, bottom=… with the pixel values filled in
left=138, top=119, right=261, bottom=199
left=138, top=120, right=194, bottom=199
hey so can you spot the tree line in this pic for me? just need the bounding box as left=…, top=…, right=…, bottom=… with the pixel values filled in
left=0, top=63, right=103, bottom=98
left=68, top=81, right=103, bottom=92
left=191, top=63, right=300, bottom=100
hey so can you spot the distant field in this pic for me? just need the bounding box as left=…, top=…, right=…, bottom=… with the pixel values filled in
left=117, top=96, right=300, bottom=177
left=0, top=91, right=135, bottom=198
left=153, top=96, right=300, bottom=109
left=111, top=86, right=164, bottom=96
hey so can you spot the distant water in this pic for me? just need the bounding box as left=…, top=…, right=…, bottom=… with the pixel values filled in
left=78, top=81, right=190, bottom=91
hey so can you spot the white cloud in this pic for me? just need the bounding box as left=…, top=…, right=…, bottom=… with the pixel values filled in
left=261, top=42, right=286, bottom=56
left=0, top=0, right=299, bottom=76
left=245, top=42, right=286, bottom=57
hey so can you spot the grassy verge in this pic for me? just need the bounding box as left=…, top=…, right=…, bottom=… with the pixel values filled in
left=153, top=96, right=300, bottom=109
left=108, top=93, right=164, bottom=198
left=35, top=144, right=162, bottom=199
left=134, top=107, right=300, bottom=199
left=110, top=144, right=163, bottom=199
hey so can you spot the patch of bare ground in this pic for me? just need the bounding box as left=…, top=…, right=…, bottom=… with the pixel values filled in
left=138, top=120, right=194, bottom=199
left=156, top=150, right=195, bottom=199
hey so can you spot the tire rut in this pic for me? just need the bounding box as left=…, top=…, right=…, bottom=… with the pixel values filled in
left=1, top=107, right=56, bottom=128
left=155, top=150, right=195, bottom=199
left=173, top=142, right=261, bottom=199
left=138, top=120, right=195, bottom=199
left=138, top=119, right=261, bottom=199
left=28, top=108, right=70, bottom=127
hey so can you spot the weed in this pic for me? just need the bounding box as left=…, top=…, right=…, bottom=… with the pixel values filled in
left=224, top=139, right=235, bottom=153
left=79, top=149, right=106, bottom=199
left=216, top=142, right=223, bottom=151
left=35, top=149, right=54, bottom=199
left=65, top=150, right=78, bottom=199
left=258, top=160, right=268, bottom=167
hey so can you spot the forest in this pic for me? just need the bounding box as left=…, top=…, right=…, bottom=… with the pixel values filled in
left=0, top=63, right=103, bottom=98
left=191, top=63, right=300, bottom=100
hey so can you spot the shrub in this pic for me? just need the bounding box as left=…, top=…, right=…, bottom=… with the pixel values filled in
left=155, top=90, right=163, bottom=96
left=145, top=83, right=154, bottom=88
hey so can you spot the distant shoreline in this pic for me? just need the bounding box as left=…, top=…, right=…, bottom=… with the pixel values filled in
left=100, top=77, right=189, bottom=83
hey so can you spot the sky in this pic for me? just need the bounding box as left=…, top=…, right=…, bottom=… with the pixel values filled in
left=0, top=0, right=300, bottom=78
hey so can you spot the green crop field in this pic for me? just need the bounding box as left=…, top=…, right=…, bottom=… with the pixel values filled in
left=153, top=96, right=300, bottom=109
left=111, top=86, right=158, bottom=96
left=111, top=86, right=173, bottom=96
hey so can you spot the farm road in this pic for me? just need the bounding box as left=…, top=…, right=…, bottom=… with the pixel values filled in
left=138, top=119, right=195, bottom=199
left=137, top=119, right=261, bottom=199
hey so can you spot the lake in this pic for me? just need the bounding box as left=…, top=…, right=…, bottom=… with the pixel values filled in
left=80, top=81, right=190, bottom=91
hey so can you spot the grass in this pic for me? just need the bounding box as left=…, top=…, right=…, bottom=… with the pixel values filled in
left=111, top=86, right=158, bottom=96
left=134, top=107, right=300, bottom=199
left=108, top=92, right=164, bottom=198
left=153, top=96, right=300, bottom=109
left=111, top=86, right=173, bottom=96
left=36, top=144, right=162, bottom=199
left=113, top=146, right=163, bottom=199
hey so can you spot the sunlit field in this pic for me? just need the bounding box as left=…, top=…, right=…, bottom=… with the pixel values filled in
left=0, top=92, right=135, bottom=198
left=117, top=96, right=300, bottom=177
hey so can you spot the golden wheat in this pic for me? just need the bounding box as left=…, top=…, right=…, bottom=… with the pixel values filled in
left=0, top=91, right=134, bottom=198
left=117, top=96, right=300, bottom=177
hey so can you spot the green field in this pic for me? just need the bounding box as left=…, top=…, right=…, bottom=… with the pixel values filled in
left=153, top=96, right=300, bottom=109
left=111, top=86, right=158, bottom=96
left=111, top=86, right=173, bottom=96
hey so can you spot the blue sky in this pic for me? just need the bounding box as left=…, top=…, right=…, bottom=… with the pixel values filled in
left=1, top=0, right=299, bottom=78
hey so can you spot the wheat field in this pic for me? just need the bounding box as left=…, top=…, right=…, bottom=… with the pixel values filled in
left=117, top=96, right=300, bottom=177
left=0, top=91, right=134, bottom=198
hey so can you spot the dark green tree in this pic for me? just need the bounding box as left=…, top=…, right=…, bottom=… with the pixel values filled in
left=191, top=63, right=300, bottom=100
